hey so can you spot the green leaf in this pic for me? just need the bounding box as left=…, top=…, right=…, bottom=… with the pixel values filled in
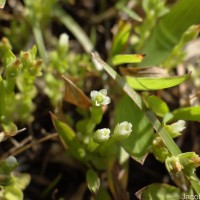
left=140, top=0, right=200, bottom=66
left=135, top=183, right=182, bottom=200
left=143, top=93, right=169, bottom=117
left=86, top=169, right=100, bottom=193
left=110, top=54, right=145, bottom=66
left=96, top=187, right=112, bottom=200
left=125, top=73, right=190, bottom=90
left=115, top=95, right=154, bottom=163
left=111, top=21, right=131, bottom=56
left=0, top=0, right=6, bottom=9
left=51, top=113, right=86, bottom=161
left=172, top=106, right=200, bottom=121
left=3, top=50, right=16, bottom=66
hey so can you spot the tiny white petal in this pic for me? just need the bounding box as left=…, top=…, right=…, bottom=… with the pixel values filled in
left=102, top=96, right=111, bottom=105
left=171, top=120, right=186, bottom=133
left=90, top=90, right=98, bottom=98
left=99, top=89, right=107, bottom=96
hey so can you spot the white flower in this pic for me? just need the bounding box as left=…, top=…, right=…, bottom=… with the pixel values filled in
left=113, top=121, right=132, bottom=140
left=90, top=89, right=111, bottom=107
left=94, top=128, right=110, bottom=143
left=170, top=120, right=186, bottom=133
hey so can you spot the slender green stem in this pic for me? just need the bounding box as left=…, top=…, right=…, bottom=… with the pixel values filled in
left=91, top=52, right=200, bottom=194
left=145, top=110, right=181, bottom=155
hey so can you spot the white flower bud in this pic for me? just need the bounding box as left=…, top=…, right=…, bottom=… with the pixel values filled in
left=59, top=33, right=69, bottom=47
left=113, top=121, right=132, bottom=140
left=94, top=128, right=110, bottom=143
left=6, top=156, right=17, bottom=168
left=170, top=120, right=186, bottom=133
left=90, top=89, right=111, bottom=107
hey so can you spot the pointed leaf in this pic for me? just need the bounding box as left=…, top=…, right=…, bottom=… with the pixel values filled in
left=111, top=21, right=132, bottom=56
left=111, top=54, right=145, bottom=66
left=86, top=169, right=100, bottom=193
left=126, top=73, right=190, bottom=90
left=96, top=187, right=112, bottom=200
left=63, top=76, right=91, bottom=109
left=172, top=106, right=200, bottom=121
left=143, top=93, right=169, bottom=117
left=51, top=113, right=85, bottom=161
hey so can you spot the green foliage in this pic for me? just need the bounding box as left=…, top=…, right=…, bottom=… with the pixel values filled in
left=0, top=38, right=42, bottom=133
left=172, top=106, right=200, bottom=121
left=51, top=113, right=87, bottom=162
left=126, top=72, right=190, bottom=90
left=0, top=0, right=200, bottom=199
left=86, top=169, right=100, bottom=193
left=140, top=0, right=200, bottom=66
left=111, top=20, right=132, bottom=56
left=110, top=54, right=145, bottom=66
left=143, top=93, right=169, bottom=117
left=92, top=52, right=200, bottom=194
left=163, top=25, right=200, bottom=68
left=135, top=0, right=169, bottom=50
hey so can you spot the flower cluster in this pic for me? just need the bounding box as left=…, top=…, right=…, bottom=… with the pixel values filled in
left=94, top=122, right=132, bottom=143
left=90, top=89, right=132, bottom=143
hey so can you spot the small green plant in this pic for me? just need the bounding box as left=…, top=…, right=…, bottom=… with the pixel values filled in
left=0, top=38, right=42, bottom=134
left=52, top=88, right=134, bottom=198
left=1, top=0, right=200, bottom=199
